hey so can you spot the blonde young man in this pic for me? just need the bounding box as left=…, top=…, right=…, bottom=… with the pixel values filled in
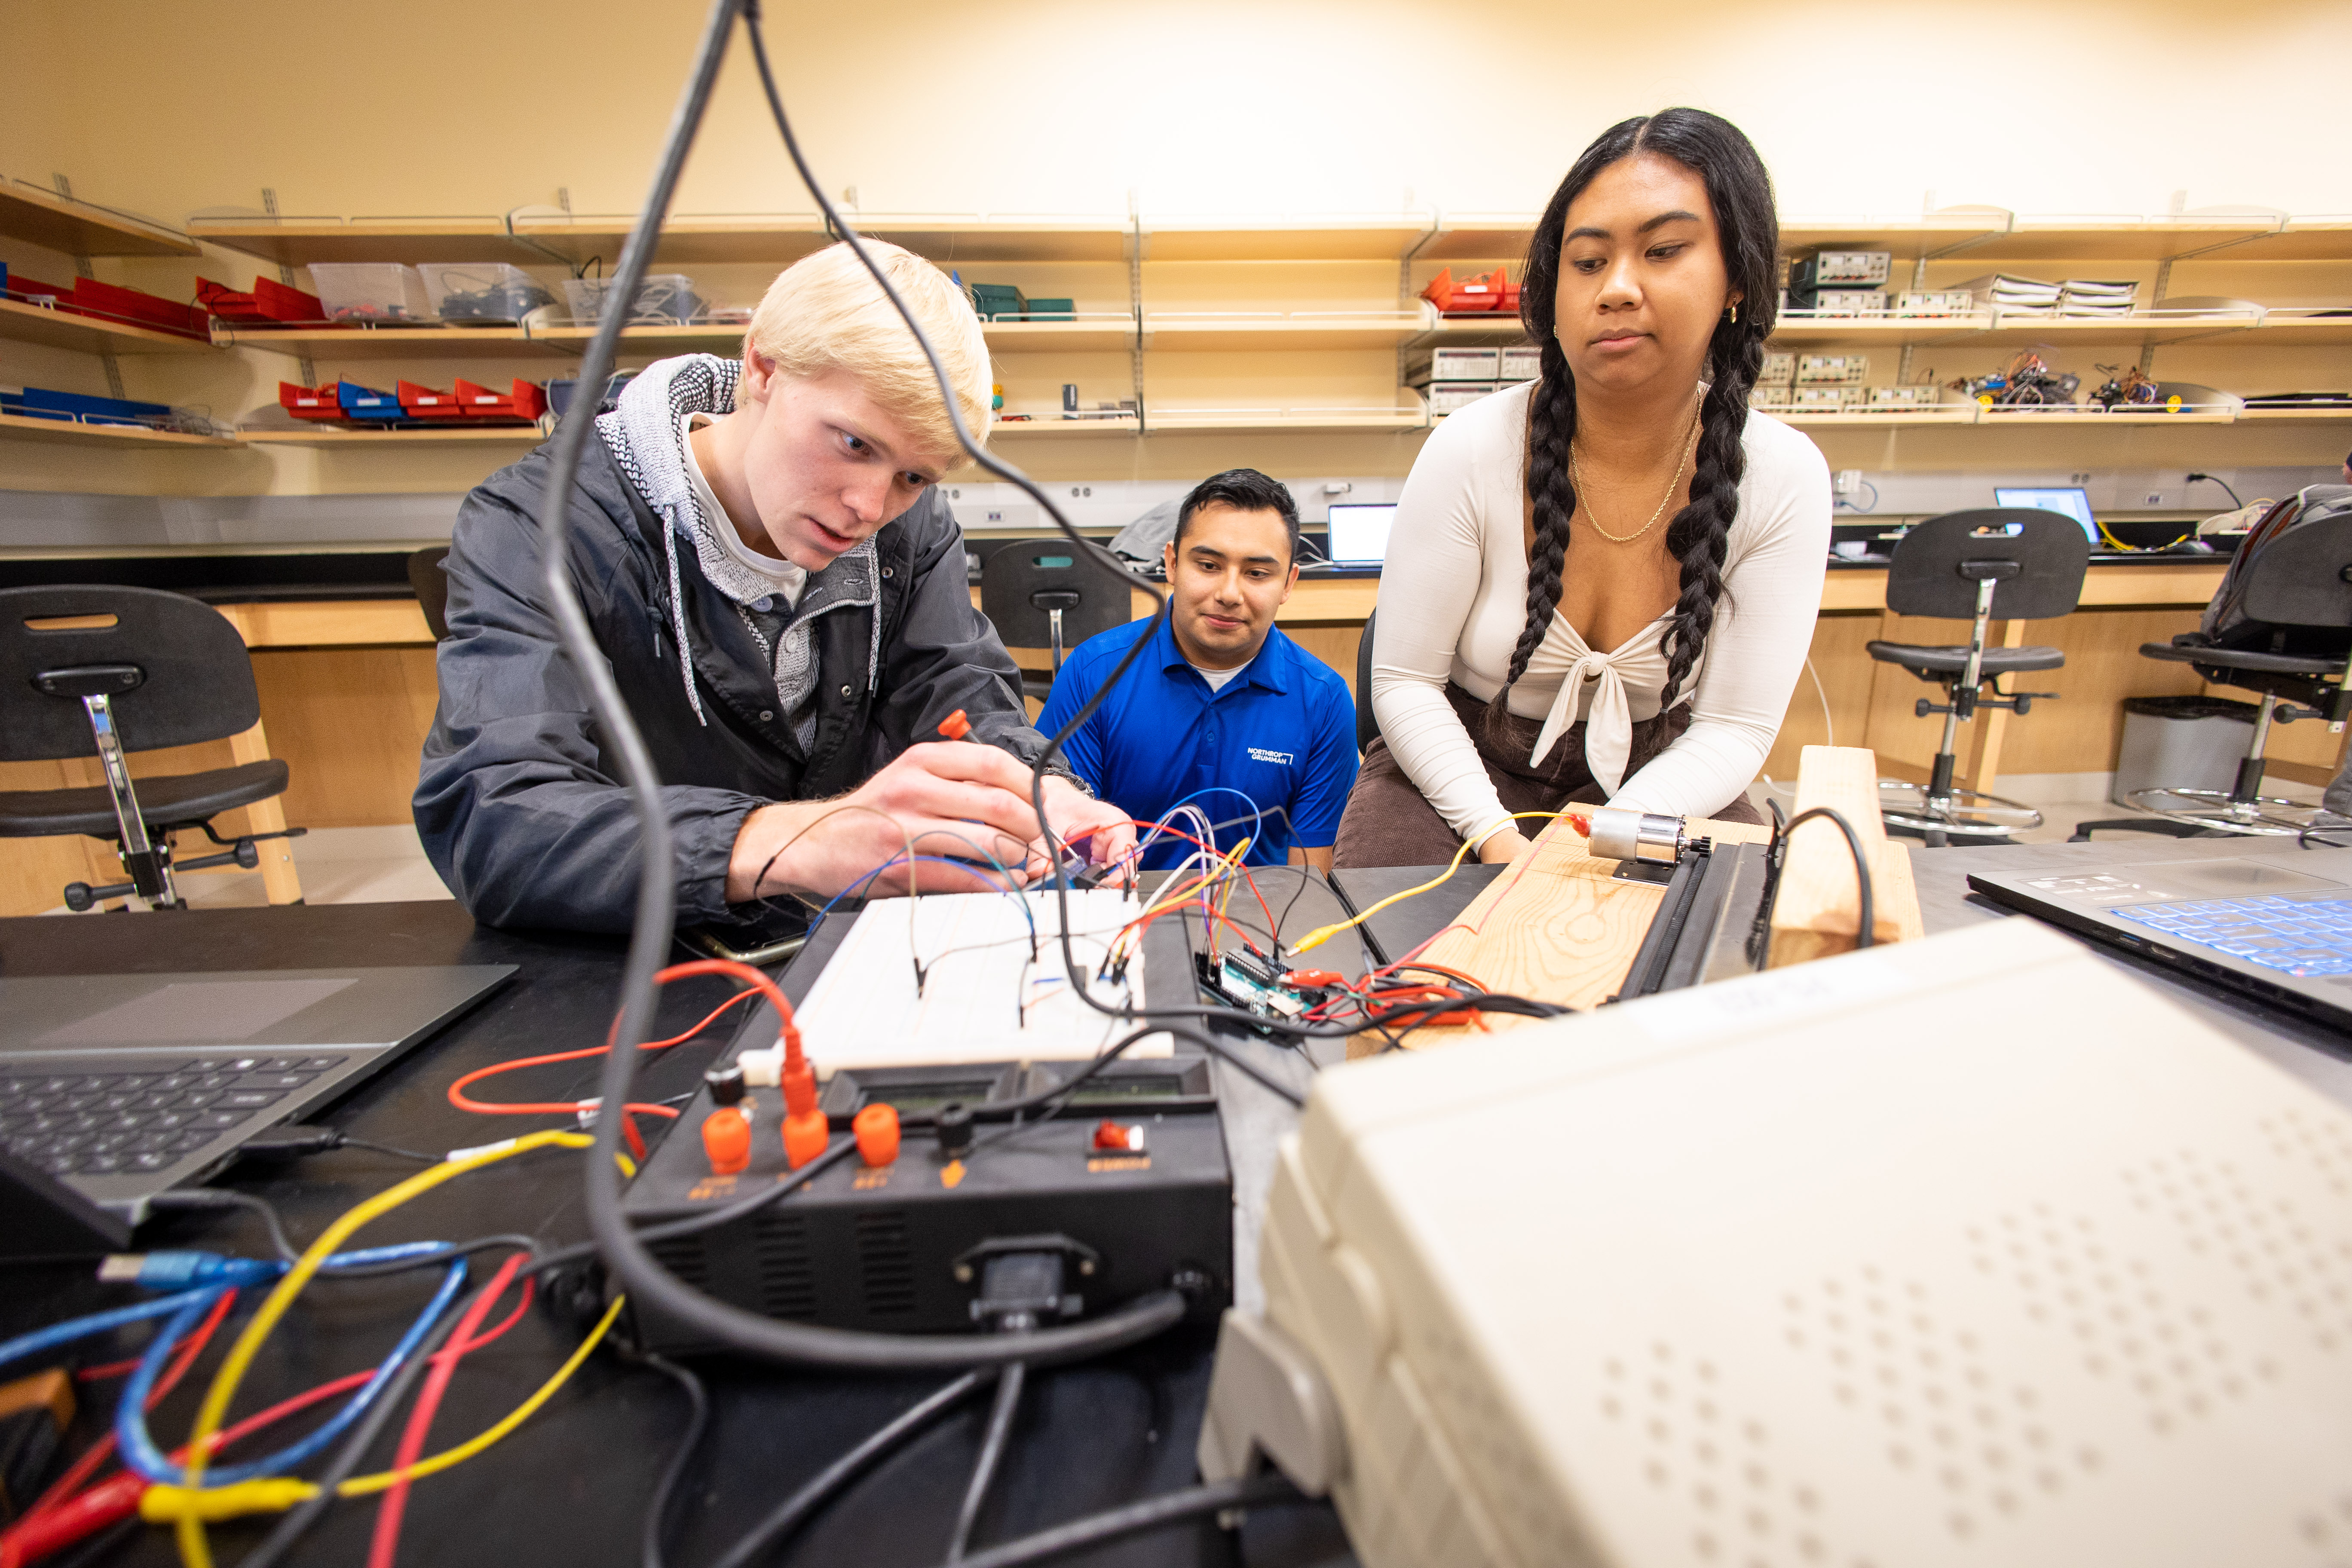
left=416, top=243, right=1134, bottom=933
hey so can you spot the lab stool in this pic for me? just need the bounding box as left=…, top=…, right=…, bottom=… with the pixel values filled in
left=1864, top=509, right=2089, bottom=845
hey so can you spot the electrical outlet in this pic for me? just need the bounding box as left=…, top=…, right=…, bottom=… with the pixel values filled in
left=2144, top=491, right=2165, bottom=506
left=1835, top=469, right=1859, bottom=495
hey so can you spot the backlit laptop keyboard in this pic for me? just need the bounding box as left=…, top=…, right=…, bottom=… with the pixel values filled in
left=2111, top=896, right=2352, bottom=977
left=0, top=1055, right=347, bottom=1178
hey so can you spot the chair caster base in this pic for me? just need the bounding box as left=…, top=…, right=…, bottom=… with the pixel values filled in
left=1878, top=779, right=2043, bottom=843
left=2123, top=788, right=2346, bottom=839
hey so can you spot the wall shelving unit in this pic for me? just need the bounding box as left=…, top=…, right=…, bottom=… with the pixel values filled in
left=0, top=412, right=236, bottom=448
left=0, top=297, right=218, bottom=355
left=991, top=418, right=1142, bottom=436
left=6, top=201, right=2337, bottom=460
left=1, top=178, right=200, bottom=257
left=1133, top=217, right=1432, bottom=262
left=182, top=214, right=535, bottom=266
left=237, top=425, right=548, bottom=446
left=1137, top=312, right=1424, bottom=352
left=208, top=325, right=555, bottom=359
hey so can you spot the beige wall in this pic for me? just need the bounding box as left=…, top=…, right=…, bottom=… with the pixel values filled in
left=3, top=0, right=2349, bottom=499
left=9, top=0, right=2352, bottom=227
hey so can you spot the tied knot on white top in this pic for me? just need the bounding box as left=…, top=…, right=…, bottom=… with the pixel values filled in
left=1522, top=616, right=1694, bottom=794
left=1366, top=380, right=1832, bottom=841
left=1532, top=647, right=1632, bottom=790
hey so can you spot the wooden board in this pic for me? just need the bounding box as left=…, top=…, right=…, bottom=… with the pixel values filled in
left=1372, top=810, right=1773, bottom=1055
left=1371, top=749, right=1924, bottom=1054
left=217, top=600, right=434, bottom=648
left=1767, top=745, right=1924, bottom=967
left=1760, top=613, right=1883, bottom=779
left=248, top=646, right=443, bottom=828
left=1820, top=563, right=2224, bottom=614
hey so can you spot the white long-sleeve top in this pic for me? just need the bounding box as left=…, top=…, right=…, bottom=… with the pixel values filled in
left=1369, top=379, right=1830, bottom=844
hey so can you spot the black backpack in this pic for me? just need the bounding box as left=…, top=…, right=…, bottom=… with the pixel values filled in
left=2198, top=483, right=2352, bottom=659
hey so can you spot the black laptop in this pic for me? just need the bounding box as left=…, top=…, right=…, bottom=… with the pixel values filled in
left=0, top=965, right=512, bottom=1219
left=1967, top=845, right=2352, bottom=1032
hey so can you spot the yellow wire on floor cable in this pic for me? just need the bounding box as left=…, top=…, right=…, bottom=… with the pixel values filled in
left=1288, top=811, right=1561, bottom=955
left=140, top=1294, right=627, bottom=1530
left=162, top=1128, right=596, bottom=1568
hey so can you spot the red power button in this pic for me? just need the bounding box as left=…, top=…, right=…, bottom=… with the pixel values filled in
left=1090, top=1119, right=1143, bottom=1153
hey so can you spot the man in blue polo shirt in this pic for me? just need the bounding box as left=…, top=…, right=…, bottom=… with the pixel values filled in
left=1039, top=469, right=1358, bottom=872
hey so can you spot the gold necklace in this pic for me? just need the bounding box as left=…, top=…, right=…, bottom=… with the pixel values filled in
left=1569, top=392, right=1704, bottom=545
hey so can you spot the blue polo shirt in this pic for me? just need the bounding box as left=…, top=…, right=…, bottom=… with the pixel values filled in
left=1037, top=615, right=1358, bottom=870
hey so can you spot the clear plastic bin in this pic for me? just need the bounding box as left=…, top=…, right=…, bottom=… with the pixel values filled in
left=417, top=262, right=557, bottom=326
left=307, top=263, right=435, bottom=325
left=562, top=274, right=703, bottom=325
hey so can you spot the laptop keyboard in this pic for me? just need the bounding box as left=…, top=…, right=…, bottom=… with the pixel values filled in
left=2112, top=897, right=2352, bottom=977
left=0, top=1055, right=347, bottom=1179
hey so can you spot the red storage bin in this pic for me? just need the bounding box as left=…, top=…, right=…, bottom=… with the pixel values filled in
left=452, top=378, right=547, bottom=422
left=397, top=380, right=468, bottom=420
left=1422, top=266, right=1516, bottom=315
left=279, top=382, right=346, bottom=423
left=6, top=273, right=81, bottom=309
left=70, top=278, right=210, bottom=340
left=199, top=276, right=325, bottom=325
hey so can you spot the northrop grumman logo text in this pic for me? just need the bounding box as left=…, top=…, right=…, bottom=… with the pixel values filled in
left=1247, top=747, right=1294, bottom=765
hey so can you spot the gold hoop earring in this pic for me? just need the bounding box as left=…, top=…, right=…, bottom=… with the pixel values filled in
left=1725, top=302, right=1738, bottom=323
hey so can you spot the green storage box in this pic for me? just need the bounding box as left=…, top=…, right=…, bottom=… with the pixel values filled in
left=968, top=282, right=1025, bottom=321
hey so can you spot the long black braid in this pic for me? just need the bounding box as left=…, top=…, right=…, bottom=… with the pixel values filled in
left=1500, top=333, right=1578, bottom=699
left=1503, top=108, right=1781, bottom=713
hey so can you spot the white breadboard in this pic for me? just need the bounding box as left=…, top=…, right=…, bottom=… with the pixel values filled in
left=793, top=889, right=1167, bottom=1074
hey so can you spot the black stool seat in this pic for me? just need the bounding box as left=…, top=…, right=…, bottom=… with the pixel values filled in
left=1865, top=640, right=2065, bottom=678
left=2141, top=637, right=2343, bottom=677
left=0, top=760, right=288, bottom=839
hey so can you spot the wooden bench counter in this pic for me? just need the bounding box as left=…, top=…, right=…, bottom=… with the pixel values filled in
left=215, top=555, right=2313, bottom=808
left=201, top=562, right=2227, bottom=652
left=9, top=557, right=2320, bottom=920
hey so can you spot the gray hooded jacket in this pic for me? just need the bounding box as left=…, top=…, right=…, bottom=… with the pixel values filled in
left=413, top=357, right=1067, bottom=933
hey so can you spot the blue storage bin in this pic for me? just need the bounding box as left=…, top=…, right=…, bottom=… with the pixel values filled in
left=337, top=382, right=404, bottom=421
left=18, top=386, right=174, bottom=427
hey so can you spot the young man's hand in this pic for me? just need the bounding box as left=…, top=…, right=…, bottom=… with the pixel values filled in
left=727, top=741, right=1061, bottom=902
left=1037, top=777, right=1138, bottom=888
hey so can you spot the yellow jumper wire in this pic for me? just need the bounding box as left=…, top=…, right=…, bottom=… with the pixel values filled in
left=167, top=1129, right=597, bottom=1568
left=1288, top=811, right=1560, bottom=955
left=141, top=1294, right=626, bottom=1528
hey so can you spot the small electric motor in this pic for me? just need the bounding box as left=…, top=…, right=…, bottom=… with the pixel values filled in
left=1582, top=806, right=1700, bottom=866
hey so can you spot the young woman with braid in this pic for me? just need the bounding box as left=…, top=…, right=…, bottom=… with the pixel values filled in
left=1333, top=108, right=1830, bottom=868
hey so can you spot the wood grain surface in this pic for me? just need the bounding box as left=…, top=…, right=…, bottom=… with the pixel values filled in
left=1360, top=749, right=1928, bottom=1054
left=1359, top=809, right=1773, bottom=1056
left=1767, top=746, right=1925, bottom=967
